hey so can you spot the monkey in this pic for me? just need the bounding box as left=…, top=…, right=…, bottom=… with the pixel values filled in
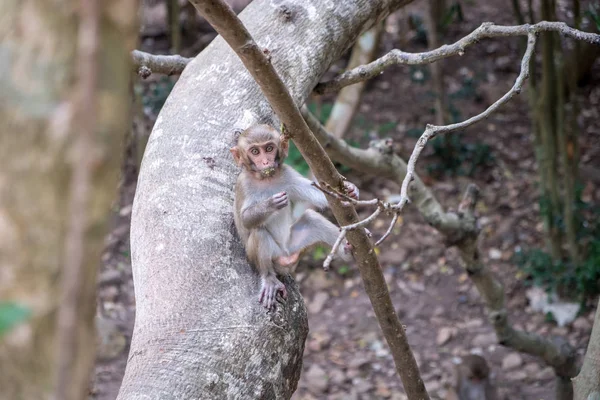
left=446, top=354, right=498, bottom=400
left=230, top=125, right=358, bottom=310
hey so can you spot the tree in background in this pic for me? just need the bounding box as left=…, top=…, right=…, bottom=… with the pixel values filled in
left=0, top=0, right=138, bottom=399
left=512, top=0, right=600, bottom=303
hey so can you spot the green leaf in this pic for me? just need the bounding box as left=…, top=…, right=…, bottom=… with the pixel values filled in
left=338, top=265, right=350, bottom=275
left=0, top=302, right=31, bottom=337
left=312, top=245, right=327, bottom=261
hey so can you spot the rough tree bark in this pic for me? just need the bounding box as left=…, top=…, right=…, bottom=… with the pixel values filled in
left=574, top=298, right=600, bottom=399
left=118, top=1, right=410, bottom=399
left=0, top=0, right=138, bottom=399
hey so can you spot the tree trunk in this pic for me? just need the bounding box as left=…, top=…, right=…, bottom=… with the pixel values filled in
left=556, top=43, right=580, bottom=269
left=538, top=0, right=563, bottom=261
left=573, top=299, right=600, bottom=399
left=427, top=0, right=448, bottom=126
left=561, top=0, right=583, bottom=267
left=564, top=0, right=599, bottom=90
left=168, top=0, right=182, bottom=53
left=324, top=22, right=384, bottom=139
left=118, top=1, right=406, bottom=399
left=0, top=0, right=138, bottom=399
left=512, top=0, right=554, bottom=264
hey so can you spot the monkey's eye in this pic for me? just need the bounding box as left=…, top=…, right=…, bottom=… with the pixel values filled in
left=250, top=148, right=259, bottom=155
left=265, top=145, right=274, bottom=152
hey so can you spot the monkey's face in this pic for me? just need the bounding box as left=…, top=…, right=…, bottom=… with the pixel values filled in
left=247, top=141, right=279, bottom=178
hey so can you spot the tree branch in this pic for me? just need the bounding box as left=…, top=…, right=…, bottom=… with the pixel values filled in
left=304, top=105, right=579, bottom=391
left=394, top=32, right=538, bottom=218
left=131, top=49, right=192, bottom=78
left=309, top=14, right=595, bottom=398
left=189, top=0, right=429, bottom=399
left=308, top=24, right=579, bottom=378
left=314, top=21, right=600, bottom=94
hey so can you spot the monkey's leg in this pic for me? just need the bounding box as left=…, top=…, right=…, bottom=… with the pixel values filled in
left=277, top=253, right=300, bottom=269
left=287, top=209, right=352, bottom=262
left=248, top=230, right=288, bottom=310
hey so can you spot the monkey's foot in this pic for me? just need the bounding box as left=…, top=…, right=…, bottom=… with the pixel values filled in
left=343, top=240, right=353, bottom=253
left=340, top=228, right=371, bottom=260
left=277, top=252, right=300, bottom=267
left=336, top=241, right=353, bottom=262
left=343, top=180, right=359, bottom=200
left=259, top=275, right=287, bottom=310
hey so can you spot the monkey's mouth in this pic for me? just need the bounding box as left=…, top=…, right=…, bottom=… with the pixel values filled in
left=260, top=167, right=276, bottom=177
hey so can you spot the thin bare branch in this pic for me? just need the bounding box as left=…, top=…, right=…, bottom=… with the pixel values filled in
left=189, top=1, right=429, bottom=398
left=308, top=31, right=539, bottom=248
left=313, top=181, right=397, bottom=256
left=394, top=32, right=538, bottom=215
left=313, top=180, right=387, bottom=265
left=323, top=230, right=347, bottom=271
left=315, top=21, right=600, bottom=94
left=322, top=203, right=390, bottom=264
left=312, top=182, right=378, bottom=206
left=131, top=49, right=192, bottom=78
left=305, top=109, right=579, bottom=387
left=320, top=200, right=384, bottom=268
left=311, top=181, right=341, bottom=198
left=345, top=207, right=383, bottom=231
left=307, top=39, right=582, bottom=386
left=375, top=213, right=399, bottom=246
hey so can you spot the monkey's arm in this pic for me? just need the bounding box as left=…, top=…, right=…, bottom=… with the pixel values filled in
left=241, top=192, right=288, bottom=229
left=285, top=167, right=359, bottom=209
left=284, top=167, right=329, bottom=209
left=287, top=209, right=351, bottom=261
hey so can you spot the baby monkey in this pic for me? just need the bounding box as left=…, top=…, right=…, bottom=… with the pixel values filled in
left=231, top=125, right=358, bottom=310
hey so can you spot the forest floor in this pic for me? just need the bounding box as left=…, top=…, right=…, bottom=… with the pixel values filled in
left=91, top=1, right=600, bottom=399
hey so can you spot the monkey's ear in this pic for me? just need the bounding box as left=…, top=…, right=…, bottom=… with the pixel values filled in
left=230, top=147, right=242, bottom=165
left=280, top=139, right=289, bottom=160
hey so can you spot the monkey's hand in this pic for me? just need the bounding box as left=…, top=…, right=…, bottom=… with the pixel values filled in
left=268, top=191, right=289, bottom=210
left=259, top=274, right=287, bottom=310
left=343, top=181, right=359, bottom=200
